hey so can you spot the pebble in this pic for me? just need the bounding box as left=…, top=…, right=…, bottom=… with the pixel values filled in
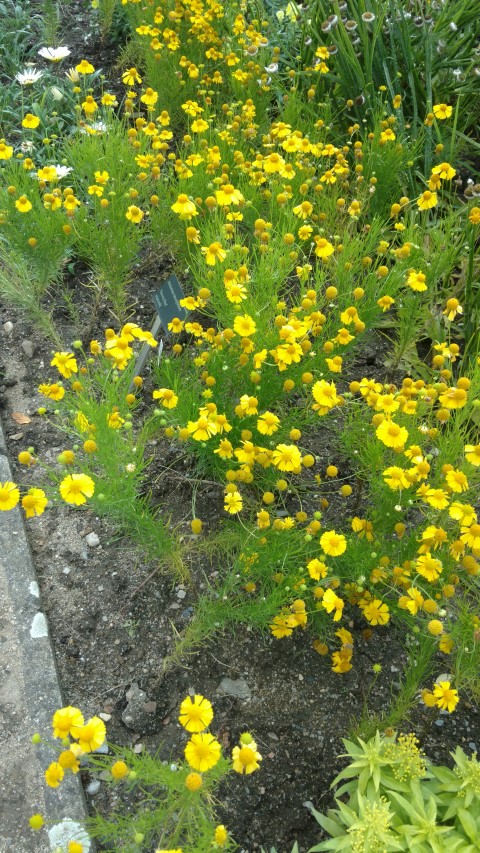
left=435, top=719, right=444, bottom=727
left=86, top=780, right=101, bottom=796
left=85, top=531, right=100, bottom=548
left=468, top=742, right=477, bottom=751
left=177, top=589, right=187, bottom=599
left=21, top=339, right=35, bottom=358
left=217, top=676, right=252, bottom=700
left=99, top=713, right=111, bottom=722
left=2, top=321, right=13, bottom=333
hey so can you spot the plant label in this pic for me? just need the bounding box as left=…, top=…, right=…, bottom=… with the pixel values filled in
left=152, top=274, right=188, bottom=331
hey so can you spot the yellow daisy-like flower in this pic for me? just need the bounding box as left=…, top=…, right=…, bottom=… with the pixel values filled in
left=22, top=113, right=40, bottom=129
left=185, top=732, right=222, bottom=772
left=417, top=190, right=437, bottom=210
left=0, top=481, right=20, bottom=511
left=432, top=680, right=459, bottom=712
left=232, top=742, right=262, bottom=774
left=321, top=588, right=344, bottom=620
left=22, top=488, right=48, bottom=518
left=233, top=313, right=257, bottom=337
left=59, top=473, right=95, bottom=506
left=433, top=104, right=452, bottom=120
left=71, top=716, right=106, bottom=752
left=51, top=351, right=77, bottom=378
left=125, top=205, right=144, bottom=223
left=52, top=705, right=84, bottom=739
left=375, top=418, right=408, bottom=449
left=15, top=195, right=32, bottom=213
left=178, top=695, right=214, bottom=733
left=45, top=762, right=64, bottom=788
left=320, top=530, right=347, bottom=557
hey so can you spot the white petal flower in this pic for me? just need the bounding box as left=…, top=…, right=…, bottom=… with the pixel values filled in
left=15, top=67, right=44, bottom=85
left=38, top=46, right=71, bottom=61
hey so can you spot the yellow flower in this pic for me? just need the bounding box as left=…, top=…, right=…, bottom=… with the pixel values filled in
left=22, top=113, right=40, bottom=129
left=185, top=772, right=203, bottom=791
left=417, top=190, right=437, bottom=210
left=0, top=139, right=14, bottom=159
left=272, top=443, right=302, bottom=472
left=15, top=195, right=32, bottom=213
left=178, top=695, right=213, bottom=733
left=314, top=236, right=334, bottom=258
left=38, top=382, right=65, bottom=400
left=22, top=488, right=48, bottom=518
left=122, top=67, right=142, bottom=86
left=321, top=588, right=344, bottom=621
left=465, top=444, right=480, bottom=466
left=416, top=554, right=443, bottom=582
left=185, top=732, right=221, bottom=771
left=257, top=411, right=280, bottom=435
left=187, top=415, right=218, bottom=441
left=51, top=351, right=77, bottom=378
left=443, top=298, right=462, bottom=321
left=232, top=742, right=262, bottom=774
left=82, top=95, right=98, bottom=115
left=224, top=490, right=243, bottom=513
left=171, top=193, right=197, bottom=219
left=71, top=716, right=106, bottom=752
left=59, top=473, right=95, bottom=505
left=433, top=104, right=452, bottom=120
left=45, top=762, right=64, bottom=788
left=362, top=599, right=390, bottom=626
left=233, top=314, right=256, bottom=337
left=214, top=825, right=228, bottom=847
left=431, top=161, right=456, bottom=180
left=469, top=206, right=480, bottom=225
left=140, top=87, right=158, bottom=107
left=215, top=183, right=244, bottom=206
left=52, top=705, right=84, bottom=738
left=406, top=270, right=427, bottom=291
left=0, top=481, right=20, bottom=511
left=111, top=760, right=129, bottom=779
left=76, top=59, right=95, bottom=74
left=153, top=388, right=178, bottom=408
left=125, top=205, right=144, bottom=223
left=320, top=530, right=347, bottom=557
left=432, top=680, right=459, bottom=712
left=375, top=419, right=408, bottom=449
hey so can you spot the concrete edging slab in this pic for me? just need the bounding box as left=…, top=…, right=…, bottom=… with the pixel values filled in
left=0, top=418, right=91, bottom=852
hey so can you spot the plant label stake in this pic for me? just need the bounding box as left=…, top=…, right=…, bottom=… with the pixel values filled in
left=130, top=274, right=188, bottom=386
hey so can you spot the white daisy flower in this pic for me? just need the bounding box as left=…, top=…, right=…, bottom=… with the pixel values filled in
left=38, top=46, right=71, bottom=62
left=15, top=67, right=44, bottom=85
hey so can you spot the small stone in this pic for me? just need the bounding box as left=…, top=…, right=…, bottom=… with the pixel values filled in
left=85, top=532, right=100, bottom=547
left=99, top=713, right=111, bottom=722
left=217, top=677, right=251, bottom=700
left=3, top=321, right=13, bottom=333
left=133, top=743, right=144, bottom=754
left=21, top=339, right=35, bottom=358
left=169, top=602, right=181, bottom=610
left=94, top=742, right=109, bottom=754
left=267, top=732, right=279, bottom=741
left=177, top=589, right=187, bottom=599
left=62, top=567, right=71, bottom=575
left=468, top=742, right=477, bottom=751
left=122, top=682, right=159, bottom=733
left=435, top=719, right=444, bottom=727
left=9, top=432, right=23, bottom=441
left=86, top=780, right=101, bottom=796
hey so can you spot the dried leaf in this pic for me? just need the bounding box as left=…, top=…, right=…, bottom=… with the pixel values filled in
left=11, top=411, right=31, bottom=424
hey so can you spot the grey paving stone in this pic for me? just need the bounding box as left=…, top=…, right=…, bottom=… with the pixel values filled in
left=0, top=419, right=90, bottom=852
